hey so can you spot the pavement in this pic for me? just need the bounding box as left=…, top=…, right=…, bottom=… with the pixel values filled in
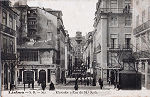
left=16, top=83, right=115, bottom=90
left=2, top=84, right=150, bottom=97
left=1, top=88, right=150, bottom=97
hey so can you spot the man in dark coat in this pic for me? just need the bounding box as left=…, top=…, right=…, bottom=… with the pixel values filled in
left=41, top=81, right=46, bottom=90
left=74, top=81, right=78, bottom=90
left=49, top=81, right=55, bottom=90
left=98, top=78, right=103, bottom=89
left=87, top=78, right=89, bottom=86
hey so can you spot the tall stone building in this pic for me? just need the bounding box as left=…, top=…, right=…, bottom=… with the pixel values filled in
left=93, top=0, right=132, bottom=83
left=0, top=0, right=18, bottom=90
left=45, top=9, right=67, bottom=84
left=132, top=0, right=150, bottom=89
left=15, top=5, right=58, bottom=86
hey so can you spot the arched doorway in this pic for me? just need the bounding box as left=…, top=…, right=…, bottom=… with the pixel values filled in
left=39, top=70, right=46, bottom=83
left=23, top=71, right=34, bottom=84
left=110, top=70, right=115, bottom=85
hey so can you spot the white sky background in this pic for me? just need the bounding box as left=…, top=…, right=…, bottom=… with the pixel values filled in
left=11, top=0, right=97, bottom=37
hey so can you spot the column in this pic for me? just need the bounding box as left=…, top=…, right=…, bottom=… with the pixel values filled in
left=46, top=69, right=48, bottom=85
left=139, top=61, right=142, bottom=72
left=22, top=70, right=24, bottom=83
left=33, top=70, right=35, bottom=82
left=145, top=60, right=148, bottom=89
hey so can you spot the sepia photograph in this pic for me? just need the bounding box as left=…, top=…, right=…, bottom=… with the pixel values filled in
left=0, top=0, right=150, bottom=97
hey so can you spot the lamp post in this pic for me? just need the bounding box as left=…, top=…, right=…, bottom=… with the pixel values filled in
left=22, top=67, right=25, bottom=91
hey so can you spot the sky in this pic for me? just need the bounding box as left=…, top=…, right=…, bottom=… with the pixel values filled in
left=11, top=0, right=97, bottom=37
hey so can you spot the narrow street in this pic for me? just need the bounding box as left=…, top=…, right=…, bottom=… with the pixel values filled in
left=1, top=0, right=150, bottom=97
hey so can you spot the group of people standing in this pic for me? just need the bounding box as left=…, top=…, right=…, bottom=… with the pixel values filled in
left=40, top=81, right=55, bottom=91
left=74, top=77, right=104, bottom=90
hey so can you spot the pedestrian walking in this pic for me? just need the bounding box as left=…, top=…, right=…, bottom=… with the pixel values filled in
left=114, top=81, right=116, bottom=89
left=41, top=81, right=46, bottom=90
left=127, top=4, right=130, bottom=13
left=92, top=78, right=96, bottom=86
left=116, top=82, right=120, bottom=90
left=84, top=78, right=86, bottom=86
left=31, top=78, right=34, bottom=89
left=87, top=78, right=89, bottom=86
left=108, top=77, right=111, bottom=86
left=49, top=81, right=55, bottom=90
left=74, top=82, right=78, bottom=90
left=98, top=78, right=103, bottom=89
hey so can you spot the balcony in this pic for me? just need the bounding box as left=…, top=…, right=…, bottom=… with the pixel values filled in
left=133, top=20, right=150, bottom=35
left=0, top=23, right=16, bottom=36
left=108, top=44, right=132, bottom=51
left=99, top=8, right=132, bottom=14
left=28, top=25, right=37, bottom=30
left=27, top=14, right=37, bottom=18
left=1, top=1, right=11, bottom=7
left=1, top=52, right=16, bottom=60
left=109, top=44, right=121, bottom=49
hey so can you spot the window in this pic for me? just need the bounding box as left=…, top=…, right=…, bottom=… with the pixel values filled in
left=9, top=40, right=14, bottom=53
left=125, top=34, right=131, bottom=48
left=136, top=0, right=139, bottom=5
left=47, top=32, right=52, bottom=40
left=109, top=16, right=118, bottom=26
left=2, top=11, right=7, bottom=25
left=109, top=53, right=118, bottom=66
left=142, top=10, right=145, bottom=23
left=20, top=50, right=38, bottom=61
left=136, top=15, right=139, bottom=27
left=147, top=31, right=150, bottom=41
left=110, top=0, right=117, bottom=8
left=9, top=15, right=13, bottom=29
left=110, top=34, right=118, bottom=48
left=3, top=37, right=7, bottom=53
left=136, top=37, right=140, bottom=50
left=124, top=0, right=131, bottom=7
left=125, top=15, right=132, bottom=26
left=47, top=20, right=51, bottom=25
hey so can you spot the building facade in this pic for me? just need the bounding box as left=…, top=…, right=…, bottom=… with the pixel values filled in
left=132, top=0, right=150, bottom=89
left=65, top=32, right=75, bottom=78
left=45, top=9, right=67, bottom=84
left=0, top=0, right=18, bottom=90
left=16, top=6, right=58, bottom=86
left=93, top=0, right=132, bottom=83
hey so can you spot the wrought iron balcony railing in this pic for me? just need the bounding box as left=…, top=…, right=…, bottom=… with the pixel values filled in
left=1, top=1, right=11, bottom=7
left=99, top=8, right=132, bottom=14
left=109, top=44, right=121, bottom=49
left=108, top=44, right=132, bottom=50
left=133, top=20, right=150, bottom=35
left=0, top=23, right=16, bottom=36
left=122, top=44, right=132, bottom=49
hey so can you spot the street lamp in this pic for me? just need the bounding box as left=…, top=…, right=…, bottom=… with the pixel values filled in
left=22, top=67, right=25, bottom=91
